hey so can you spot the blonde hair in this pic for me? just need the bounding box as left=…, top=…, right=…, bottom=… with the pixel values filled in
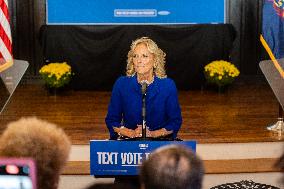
left=0, top=117, right=71, bottom=189
left=126, top=37, right=167, bottom=78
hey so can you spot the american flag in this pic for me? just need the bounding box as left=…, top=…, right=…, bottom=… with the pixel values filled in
left=0, top=0, right=13, bottom=72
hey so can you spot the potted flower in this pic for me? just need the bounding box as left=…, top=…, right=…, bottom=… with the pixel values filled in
left=39, top=62, right=73, bottom=92
left=204, top=60, right=240, bottom=92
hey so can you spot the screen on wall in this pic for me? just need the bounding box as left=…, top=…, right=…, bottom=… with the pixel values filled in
left=46, top=0, right=226, bottom=25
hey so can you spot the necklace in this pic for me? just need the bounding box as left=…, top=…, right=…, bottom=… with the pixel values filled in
left=138, top=75, right=154, bottom=85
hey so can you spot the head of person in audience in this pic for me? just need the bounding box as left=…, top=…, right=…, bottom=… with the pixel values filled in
left=126, top=36, right=167, bottom=80
left=0, top=117, right=71, bottom=189
left=140, top=145, right=204, bottom=189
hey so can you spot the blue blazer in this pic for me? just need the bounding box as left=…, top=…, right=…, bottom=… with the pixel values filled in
left=105, top=75, right=182, bottom=139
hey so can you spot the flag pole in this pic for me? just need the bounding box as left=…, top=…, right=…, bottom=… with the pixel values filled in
left=260, top=35, right=284, bottom=132
left=260, top=35, right=284, bottom=78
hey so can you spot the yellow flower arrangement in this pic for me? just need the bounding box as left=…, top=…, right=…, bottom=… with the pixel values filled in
left=39, top=62, right=73, bottom=88
left=204, top=60, right=240, bottom=87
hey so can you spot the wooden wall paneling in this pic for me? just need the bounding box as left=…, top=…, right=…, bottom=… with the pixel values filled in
left=33, top=0, right=46, bottom=76
left=226, top=0, right=243, bottom=70
left=241, top=0, right=262, bottom=74
left=8, top=0, right=17, bottom=58
left=15, top=0, right=34, bottom=75
left=227, top=0, right=263, bottom=75
left=8, top=0, right=45, bottom=78
left=8, top=0, right=37, bottom=79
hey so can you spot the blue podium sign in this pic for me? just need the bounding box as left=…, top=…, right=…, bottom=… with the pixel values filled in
left=90, top=140, right=196, bottom=176
left=47, top=0, right=226, bottom=25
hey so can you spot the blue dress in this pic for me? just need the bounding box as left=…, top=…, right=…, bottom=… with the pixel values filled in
left=105, top=75, right=182, bottom=139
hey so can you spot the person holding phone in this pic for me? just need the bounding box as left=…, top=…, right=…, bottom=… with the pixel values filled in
left=0, top=158, right=37, bottom=189
left=105, top=37, right=182, bottom=140
left=0, top=117, right=71, bottom=189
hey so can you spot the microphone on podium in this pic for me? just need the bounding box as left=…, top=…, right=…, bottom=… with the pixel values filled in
left=140, top=81, right=148, bottom=139
left=141, top=81, right=147, bottom=96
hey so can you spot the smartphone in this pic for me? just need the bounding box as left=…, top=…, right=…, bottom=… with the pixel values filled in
left=0, top=158, right=36, bottom=189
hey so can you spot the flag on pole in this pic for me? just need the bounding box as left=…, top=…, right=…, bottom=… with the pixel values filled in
left=260, top=0, right=284, bottom=78
left=0, top=0, right=13, bottom=73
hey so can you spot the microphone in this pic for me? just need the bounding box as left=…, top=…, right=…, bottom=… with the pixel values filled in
left=140, top=81, right=148, bottom=139
left=141, top=81, right=148, bottom=96
left=141, top=81, right=147, bottom=122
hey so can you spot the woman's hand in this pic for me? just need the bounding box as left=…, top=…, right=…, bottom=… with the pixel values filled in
left=114, top=126, right=172, bottom=138
left=114, top=126, right=137, bottom=138
left=120, top=127, right=136, bottom=138
left=146, top=128, right=172, bottom=138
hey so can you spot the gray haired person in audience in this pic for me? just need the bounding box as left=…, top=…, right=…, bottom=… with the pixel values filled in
left=140, top=145, right=204, bottom=189
left=0, top=117, right=71, bottom=189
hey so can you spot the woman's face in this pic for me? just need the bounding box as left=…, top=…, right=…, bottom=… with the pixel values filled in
left=132, top=43, right=154, bottom=76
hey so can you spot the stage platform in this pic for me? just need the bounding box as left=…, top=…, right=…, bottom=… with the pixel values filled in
left=0, top=76, right=282, bottom=143
left=0, top=76, right=283, bottom=189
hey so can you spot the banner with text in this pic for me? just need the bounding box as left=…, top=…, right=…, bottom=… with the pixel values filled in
left=47, top=0, right=226, bottom=25
left=90, top=140, right=196, bottom=176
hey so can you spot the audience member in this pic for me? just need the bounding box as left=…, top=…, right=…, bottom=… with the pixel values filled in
left=140, top=145, right=204, bottom=189
left=0, top=117, right=71, bottom=189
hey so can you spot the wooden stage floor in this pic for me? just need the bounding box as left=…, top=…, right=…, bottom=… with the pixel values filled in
left=0, top=76, right=283, bottom=144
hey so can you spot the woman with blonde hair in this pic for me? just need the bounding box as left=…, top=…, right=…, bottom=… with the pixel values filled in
left=106, top=37, right=182, bottom=139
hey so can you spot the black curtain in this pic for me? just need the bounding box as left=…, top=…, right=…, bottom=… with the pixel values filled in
left=40, top=24, right=236, bottom=90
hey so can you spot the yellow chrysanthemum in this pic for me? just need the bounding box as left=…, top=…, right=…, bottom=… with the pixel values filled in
left=204, top=60, right=240, bottom=86
left=39, top=62, right=73, bottom=88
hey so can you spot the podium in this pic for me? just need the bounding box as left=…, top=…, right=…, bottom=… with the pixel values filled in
left=0, top=60, right=29, bottom=114
left=259, top=58, right=284, bottom=132
left=90, top=140, right=196, bottom=176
